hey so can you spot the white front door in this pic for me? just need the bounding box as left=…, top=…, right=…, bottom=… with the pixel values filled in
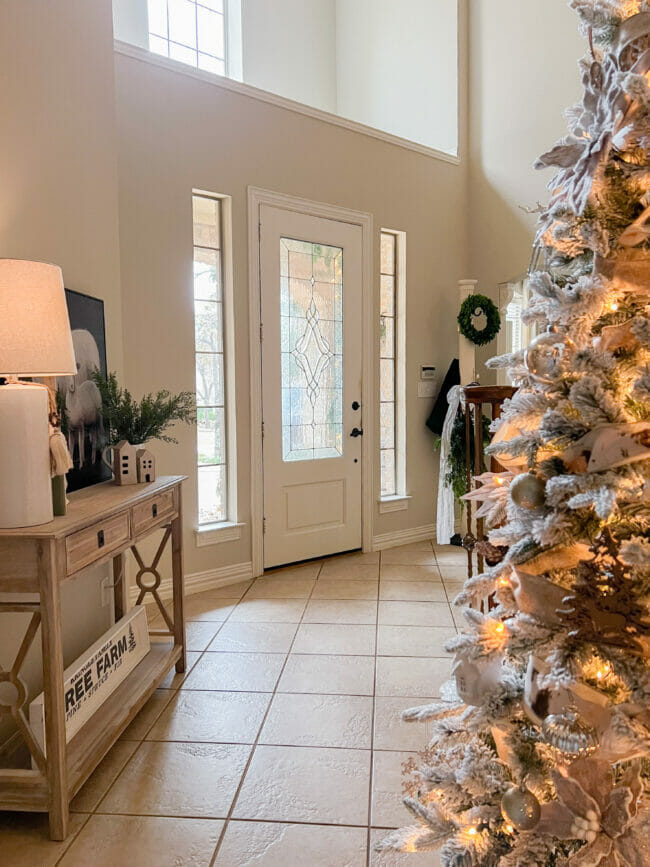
left=260, top=205, right=363, bottom=568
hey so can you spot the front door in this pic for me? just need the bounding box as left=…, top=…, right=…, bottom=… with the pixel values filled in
left=260, top=205, right=363, bottom=568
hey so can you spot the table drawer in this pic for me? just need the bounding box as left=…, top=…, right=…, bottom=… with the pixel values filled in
left=66, top=513, right=130, bottom=575
left=132, top=490, right=175, bottom=537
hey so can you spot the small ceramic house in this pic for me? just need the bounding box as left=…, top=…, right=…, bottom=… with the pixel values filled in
left=136, top=448, right=156, bottom=484
left=113, top=440, right=137, bottom=485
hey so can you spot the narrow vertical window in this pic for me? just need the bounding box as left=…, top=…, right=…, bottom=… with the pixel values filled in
left=193, top=193, right=232, bottom=525
left=379, top=229, right=406, bottom=502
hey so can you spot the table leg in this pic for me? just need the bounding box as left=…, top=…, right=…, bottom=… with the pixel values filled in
left=113, top=552, right=128, bottom=623
left=39, top=541, right=69, bottom=841
left=171, top=490, right=186, bottom=673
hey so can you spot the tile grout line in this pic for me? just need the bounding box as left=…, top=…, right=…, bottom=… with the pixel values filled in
left=365, top=547, right=382, bottom=867
left=208, top=559, right=326, bottom=865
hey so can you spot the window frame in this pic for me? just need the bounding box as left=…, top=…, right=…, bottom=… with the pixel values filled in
left=378, top=228, right=408, bottom=509
left=147, top=0, right=230, bottom=78
left=192, top=191, right=240, bottom=544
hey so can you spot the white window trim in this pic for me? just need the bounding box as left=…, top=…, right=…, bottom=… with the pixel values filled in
left=193, top=190, right=238, bottom=540
left=379, top=228, right=407, bottom=503
left=194, top=520, right=245, bottom=547
left=378, top=494, right=411, bottom=514
left=114, top=40, right=460, bottom=165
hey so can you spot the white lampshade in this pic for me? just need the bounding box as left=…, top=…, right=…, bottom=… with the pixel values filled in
left=0, top=259, right=76, bottom=377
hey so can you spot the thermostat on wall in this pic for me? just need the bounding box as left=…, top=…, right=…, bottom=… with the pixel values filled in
left=420, top=365, right=436, bottom=380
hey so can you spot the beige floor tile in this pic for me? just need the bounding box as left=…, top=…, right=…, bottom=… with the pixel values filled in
left=99, top=741, right=250, bottom=817
left=330, top=550, right=381, bottom=564
left=380, top=549, right=437, bottom=566
left=379, top=581, right=447, bottom=602
left=71, top=740, right=139, bottom=812
left=386, top=541, right=433, bottom=552
left=120, top=689, right=175, bottom=741
left=157, top=650, right=201, bottom=688
left=147, top=689, right=271, bottom=743
left=292, top=622, right=376, bottom=655
left=60, top=815, right=223, bottom=867
left=0, top=811, right=88, bottom=867
left=369, top=828, right=442, bottom=865
left=186, top=620, right=222, bottom=651
left=233, top=745, right=370, bottom=824
left=303, top=599, right=378, bottom=624
left=377, top=625, right=455, bottom=658
left=230, top=598, right=308, bottom=622
left=373, top=696, right=435, bottom=751
left=208, top=620, right=298, bottom=653
left=377, top=601, right=454, bottom=628
left=380, top=564, right=442, bottom=582
left=216, top=821, right=367, bottom=866
left=319, top=560, right=380, bottom=580
left=442, top=581, right=465, bottom=603
left=264, top=562, right=323, bottom=580
left=243, top=577, right=316, bottom=599
left=439, top=565, right=468, bottom=582
left=375, top=657, right=451, bottom=697
left=371, top=750, right=417, bottom=828
left=278, top=653, right=375, bottom=695
left=311, top=579, right=378, bottom=600
left=182, top=651, right=285, bottom=692
left=187, top=581, right=253, bottom=608
left=183, top=595, right=240, bottom=622
left=259, top=693, right=373, bottom=748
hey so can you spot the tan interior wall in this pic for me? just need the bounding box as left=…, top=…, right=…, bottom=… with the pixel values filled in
left=0, top=0, right=123, bottom=726
left=114, top=47, right=469, bottom=576
left=468, top=0, right=585, bottom=378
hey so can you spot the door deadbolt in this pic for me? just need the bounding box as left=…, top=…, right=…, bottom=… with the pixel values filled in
left=351, top=401, right=360, bottom=410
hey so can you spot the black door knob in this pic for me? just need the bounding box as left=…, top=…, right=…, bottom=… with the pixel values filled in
left=350, top=427, right=363, bottom=437
left=351, top=401, right=360, bottom=411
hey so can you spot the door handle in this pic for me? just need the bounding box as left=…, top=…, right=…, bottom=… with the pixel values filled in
left=350, top=427, right=363, bottom=438
left=351, top=401, right=360, bottom=411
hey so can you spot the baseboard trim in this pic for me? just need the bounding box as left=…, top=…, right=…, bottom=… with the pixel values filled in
left=129, top=561, right=253, bottom=605
left=371, top=524, right=436, bottom=551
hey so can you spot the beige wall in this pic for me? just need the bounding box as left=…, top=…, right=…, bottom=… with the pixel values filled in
left=468, top=0, right=584, bottom=376
left=114, top=46, right=469, bottom=576
left=0, top=0, right=122, bottom=728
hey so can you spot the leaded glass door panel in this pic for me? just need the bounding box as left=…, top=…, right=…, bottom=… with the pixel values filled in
left=260, top=206, right=362, bottom=568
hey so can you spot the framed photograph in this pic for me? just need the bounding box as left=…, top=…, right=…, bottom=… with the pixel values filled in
left=58, top=290, right=111, bottom=492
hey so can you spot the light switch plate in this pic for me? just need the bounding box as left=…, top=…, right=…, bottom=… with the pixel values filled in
left=418, top=380, right=438, bottom=398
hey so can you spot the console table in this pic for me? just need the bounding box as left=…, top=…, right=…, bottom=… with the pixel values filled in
left=0, top=475, right=186, bottom=840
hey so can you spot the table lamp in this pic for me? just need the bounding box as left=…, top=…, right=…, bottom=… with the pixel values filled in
left=0, top=260, right=76, bottom=528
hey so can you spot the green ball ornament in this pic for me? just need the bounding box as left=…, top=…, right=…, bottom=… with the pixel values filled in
left=509, top=473, right=546, bottom=510
left=500, top=784, right=541, bottom=831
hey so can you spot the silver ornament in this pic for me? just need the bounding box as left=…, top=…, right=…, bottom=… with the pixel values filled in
left=509, top=473, right=546, bottom=510
left=524, top=332, right=565, bottom=383
left=542, top=710, right=599, bottom=758
left=500, top=784, right=541, bottom=831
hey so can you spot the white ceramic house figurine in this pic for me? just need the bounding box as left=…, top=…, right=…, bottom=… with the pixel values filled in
left=136, top=448, right=156, bottom=484
left=110, top=440, right=137, bottom=485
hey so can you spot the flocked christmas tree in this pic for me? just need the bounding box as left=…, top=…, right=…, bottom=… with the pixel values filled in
left=378, top=2, right=650, bottom=864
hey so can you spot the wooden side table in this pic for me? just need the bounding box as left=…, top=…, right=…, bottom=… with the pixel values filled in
left=0, top=475, right=186, bottom=840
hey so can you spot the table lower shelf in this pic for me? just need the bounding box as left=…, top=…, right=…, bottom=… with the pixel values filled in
left=0, top=640, right=182, bottom=811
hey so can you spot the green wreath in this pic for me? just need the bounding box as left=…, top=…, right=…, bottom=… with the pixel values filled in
left=457, top=293, right=501, bottom=346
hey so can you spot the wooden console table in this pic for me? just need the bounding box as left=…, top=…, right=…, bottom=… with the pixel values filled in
left=0, top=475, right=186, bottom=840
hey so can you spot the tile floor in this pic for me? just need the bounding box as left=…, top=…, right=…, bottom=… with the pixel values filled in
left=1, top=541, right=466, bottom=866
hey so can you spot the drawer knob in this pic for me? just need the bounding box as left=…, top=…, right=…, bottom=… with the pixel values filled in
left=97, top=530, right=105, bottom=548
left=152, top=503, right=158, bottom=518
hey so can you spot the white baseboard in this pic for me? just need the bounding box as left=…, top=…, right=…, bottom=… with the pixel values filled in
left=129, top=561, right=253, bottom=605
left=371, top=524, right=436, bottom=551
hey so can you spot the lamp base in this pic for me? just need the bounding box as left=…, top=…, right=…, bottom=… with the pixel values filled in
left=0, top=384, right=53, bottom=528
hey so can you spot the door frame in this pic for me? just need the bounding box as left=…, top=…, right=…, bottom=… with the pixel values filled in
left=247, top=186, right=374, bottom=577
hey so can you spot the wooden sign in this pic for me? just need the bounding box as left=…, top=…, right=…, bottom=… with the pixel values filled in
left=30, top=606, right=150, bottom=755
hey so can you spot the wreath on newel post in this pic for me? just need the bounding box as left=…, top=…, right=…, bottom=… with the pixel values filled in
left=457, top=293, right=501, bottom=346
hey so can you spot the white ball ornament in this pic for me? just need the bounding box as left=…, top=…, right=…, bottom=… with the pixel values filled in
left=509, top=473, right=546, bottom=510
left=524, top=332, right=566, bottom=384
